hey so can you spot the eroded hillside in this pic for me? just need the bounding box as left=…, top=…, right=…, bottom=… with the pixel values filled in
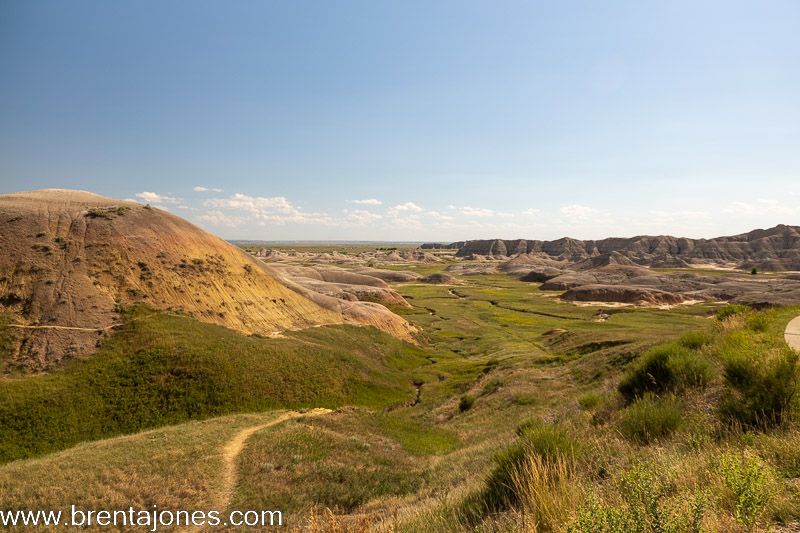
left=0, top=189, right=415, bottom=369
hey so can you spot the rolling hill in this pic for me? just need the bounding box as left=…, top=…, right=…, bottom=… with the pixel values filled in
left=0, top=189, right=414, bottom=370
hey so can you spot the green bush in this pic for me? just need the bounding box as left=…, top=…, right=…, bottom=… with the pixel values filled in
left=720, top=347, right=799, bottom=429
left=745, top=314, right=769, bottom=333
left=716, top=304, right=748, bottom=321
left=459, top=394, right=475, bottom=412
left=481, top=379, right=503, bottom=395
left=667, top=349, right=713, bottom=390
left=618, top=344, right=710, bottom=401
left=718, top=451, right=775, bottom=529
left=568, top=465, right=706, bottom=533
left=480, top=419, right=579, bottom=512
left=618, top=346, right=674, bottom=401
left=578, top=391, right=602, bottom=410
left=678, top=331, right=711, bottom=350
left=619, top=395, right=682, bottom=444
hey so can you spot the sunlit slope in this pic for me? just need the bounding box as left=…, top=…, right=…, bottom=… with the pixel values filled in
left=0, top=306, right=428, bottom=463
left=0, top=189, right=414, bottom=369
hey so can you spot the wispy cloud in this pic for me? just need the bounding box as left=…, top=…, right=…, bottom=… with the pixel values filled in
left=195, top=210, right=246, bottom=228
left=559, top=204, right=600, bottom=220
left=202, top=193, right=335, bottom=226
left=387, top=202, right=423, bottom=217
left=135, top=191, right=182, bottom=205
left=460, top=206, right=495, bottom=217
left=723, top=198, right=798, bottom=216
left=342, top=209, right=384, bottom=225
left=193, top=186, right=224, bottom=193
left=352, top=198, right=382, bottom=206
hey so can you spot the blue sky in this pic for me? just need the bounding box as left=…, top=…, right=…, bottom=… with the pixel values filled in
left=1, top=1, right=799, bottom=241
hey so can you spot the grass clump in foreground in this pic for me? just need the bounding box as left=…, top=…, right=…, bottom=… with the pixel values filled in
left=618, top=343, right=712, bottom=402
left=447, top=306, right=800, bottom=532
left=474, top=419, right=581, bottom=515
left=719, top=338, right=799, bottom=429
left=0, top=306, right=429, bottom=463
left=619, top=394, right=683, bottom=444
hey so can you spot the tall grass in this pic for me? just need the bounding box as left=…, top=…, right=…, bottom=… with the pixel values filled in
left=511, top=453, right=581, bottom=531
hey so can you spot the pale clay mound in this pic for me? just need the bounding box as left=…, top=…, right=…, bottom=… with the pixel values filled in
left=0, top=189, right=415, bottom=369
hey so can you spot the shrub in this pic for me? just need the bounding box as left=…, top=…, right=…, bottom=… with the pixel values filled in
left=458, top=394, right=475, bottom=412
left=752, top=431, right=800, bottom=478
left=567, top=466, right=707, bottom=533
left=480, top=420, right=579, bottom=512
left=578, top=391, right=602, bottom=410
left=718, top=451, right=775, bottom=530
left=619, top=395, right=682, bottom=444
left=618, top=344, right=710, bottom=401
left=678, top=331, right=711, bottom=350
left=745, top=314, right=768, bottom=333
left=716, top=304, right=748, bottom=321
left=618, top=346, right=674, bottom=401
left=751, top=267, right=758, bottom=275
left=481, top=379, right=503, bottom=395
left=667, top=349, right=713, bottom=390
left=720, top=347, right=799, bottom=429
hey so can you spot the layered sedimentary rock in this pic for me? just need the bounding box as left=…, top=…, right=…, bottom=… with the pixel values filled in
left=445, top=225, right=800, bottom=271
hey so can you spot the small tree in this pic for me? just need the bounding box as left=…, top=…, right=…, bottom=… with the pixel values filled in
left=751, top=267, right=758, bottom=275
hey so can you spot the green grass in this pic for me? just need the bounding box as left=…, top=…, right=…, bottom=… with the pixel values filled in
left=0, top=306, right=428, bottom=463
left=619, top=395, right=683, bottom=444
left=5, top=257, right=799, bottom=531
left=0, top=412, right=282, bottom=518
left=232, top=410, right=428, bottom=519
left=371, top=412, right=460, bottom=456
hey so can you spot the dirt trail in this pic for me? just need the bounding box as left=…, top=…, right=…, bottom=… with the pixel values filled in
left=7, top=323, right=117, bottom=332
left=217, top=408, right=331, bottom=511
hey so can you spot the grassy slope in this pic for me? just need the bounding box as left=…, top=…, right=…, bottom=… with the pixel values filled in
left=7, top=260, right=795, bottom=531
left=0, top=412, right=285, bottom=532
left=0, top=306, right=428, bottom=462
left=226, top=266, right=722, bottom=528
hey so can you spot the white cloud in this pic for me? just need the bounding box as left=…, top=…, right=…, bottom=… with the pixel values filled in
left=387, top=202, right=424, bottom=218
left=194, top=186, right=224, bottom=193
left=391, top=202, right=422, bottom=212
left=352, top=198, right=382, bottom=205
left=343, top=209, right=384, bottom=225
left=204, top=193, right=335, bottom=226
left=559, top=204, right=600, bottom=220
left=195, top=210, right=246, bottom=228
left=460, top=206, right=495, bottom=217
left=523, top=208, right=540, bottom=216
left=723, top=199, right=797, bottom=216
left=427, top=210, right=455, bottom=221
left=135, top=191, right=182, bottom=205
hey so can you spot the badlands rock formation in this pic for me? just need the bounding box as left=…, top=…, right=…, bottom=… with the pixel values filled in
left=448, top=225, right=800, bottom=271
left=0, top=190, right=415, bottom=369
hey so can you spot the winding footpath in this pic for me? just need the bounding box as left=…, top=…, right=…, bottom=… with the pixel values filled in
left=786, top=316, right=800, bottom=352
left=217, top=408, right=331, bottom=511
left=180, top=408, right=331, bottom=533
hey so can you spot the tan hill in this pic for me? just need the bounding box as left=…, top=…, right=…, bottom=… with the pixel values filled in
left=0, top=189, right=414, bottom=369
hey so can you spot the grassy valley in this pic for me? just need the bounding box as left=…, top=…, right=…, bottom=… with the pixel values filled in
left=2, top=254, right=800, bottom=532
